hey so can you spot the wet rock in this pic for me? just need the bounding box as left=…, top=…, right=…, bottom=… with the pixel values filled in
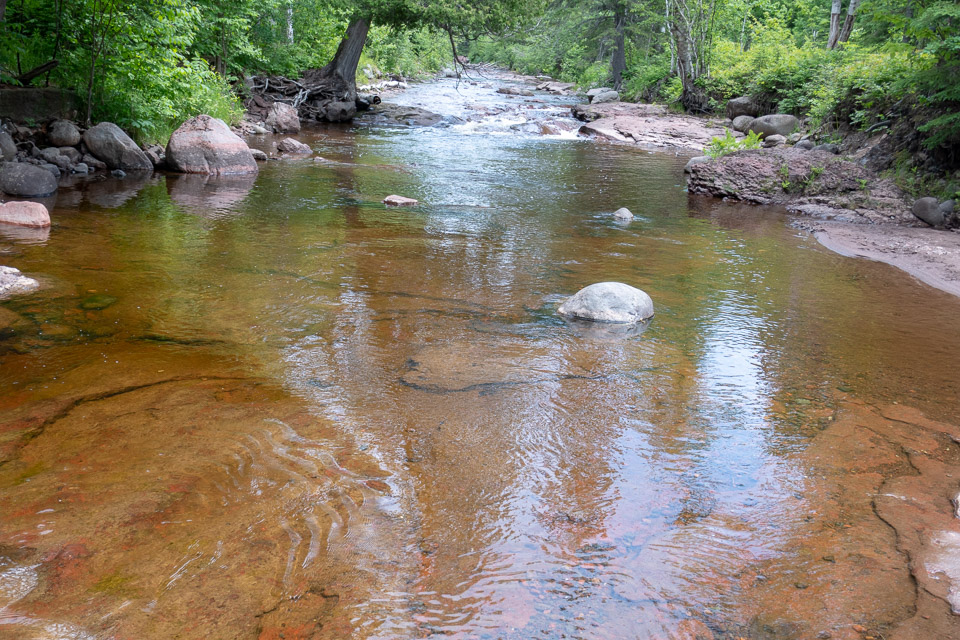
left=687, top=148, right=913, bottom=224
left=40, top=147, right=71, bottom=170
left=59, top=146, right=82, bottom=163
left=732, top=115, right=755, bottom=133
left=82, top=122, right=152, bottom=170
left=361, top=104, right=451, bottom=127
left=79, top=293, right=118, bottom=310
left=497, top=87, right=534, bottom=97
left=276, top=138, right=312, bottom=154
left=557, top=282, right=654, bottom=324
left=0, top=306, right=26, bottom=332
left=111, top=169, right=126, bottom=178
left=613, top=207, right=634, bottom=220
left=0, top=265, right=39, bottom=298
left=788, top=132, right=804, bottom=144
left=82, top=154, right=107, bottom=171
left=265, top=102, right=301, bottom=133
left=0, top=201, right=51, bottom=227
left=0, top=162, right=58, bottom=197
left=166, top=115, right=259, bottom=174
left=748, top=114, right=800, bottom=138
left=47, top=120, right=81, bottom=147
left=72, top=162, right=89, bottom=174
left=250, top=149, right=268, bottom=162
left=383, top=194, right=418, bottom=206
left=143, top=144, right=165, bottom=168
left=763, top=134, right=787, bottom=148
left=685, top=156, right=711, bottom=172
left=726, top=96, right=760, bottom=120
left=39, top=163, right=61, bottom=178
left=812, top=143, right=840, bottom=154
left=0, top=132, right=17, bottom=161
left=591, top=90, right=620, bottom=104
left=795, top=139, right=815, bottom=151
left=572, top=102, right=668, bottom=123
left=912, top=197, right=944, bottom=227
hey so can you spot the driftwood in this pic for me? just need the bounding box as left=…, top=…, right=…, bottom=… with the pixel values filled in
left=15, top=60, right=59, bottom=85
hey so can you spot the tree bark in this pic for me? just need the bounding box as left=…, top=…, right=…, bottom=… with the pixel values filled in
left=0, top=0, right=7, bottom=22
left=837, top=0, right=860, bottom=44
left=286, top=4, right=294, bottom=44
left=610, top=5, right=627, bottom=90
left=300, top=17, right=370, bottom=122
left=827, top=0, right=842, bottom=48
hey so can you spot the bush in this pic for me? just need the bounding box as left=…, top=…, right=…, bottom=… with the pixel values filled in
left=705, top=129, right=762, bottom=158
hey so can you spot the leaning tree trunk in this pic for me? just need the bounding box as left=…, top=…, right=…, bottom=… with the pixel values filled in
left=827, top=0, right=842, bottom=48
left=300, top=17, right=369, bottom=122
left=610, top=6, right=627, bottom=90
left=837, top=0, right=860, bottom=44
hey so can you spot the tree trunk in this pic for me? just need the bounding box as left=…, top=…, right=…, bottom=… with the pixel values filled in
left=610, top=5, right=627, bottom=90
left=286, top=4, right=294, bottom=44
left=670, top=19, right=709, bottom=112
left=837, top=0, right=860, bottom=43
left=301, top=17, right=369, bottom=122
left=0, top=0, right=7, bottom=22
left=827, top=0, right=842, bottom=48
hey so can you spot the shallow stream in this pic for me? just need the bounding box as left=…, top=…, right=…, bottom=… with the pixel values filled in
left=2, top=73, right=960, bottom=639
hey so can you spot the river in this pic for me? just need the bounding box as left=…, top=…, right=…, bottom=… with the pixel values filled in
left=2, top=72, right=960, bottom=640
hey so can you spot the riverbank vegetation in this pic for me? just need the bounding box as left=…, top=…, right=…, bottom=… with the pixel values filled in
left=0, top=0, right=454, bottom=143
left=470, top=0, right=959, bottom=188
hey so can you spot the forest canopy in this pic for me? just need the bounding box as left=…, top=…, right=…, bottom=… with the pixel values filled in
left=0, top=0, right=957, bottom=173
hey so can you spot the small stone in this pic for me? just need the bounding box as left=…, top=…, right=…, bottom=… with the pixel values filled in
left=111, top=169, right=126, bottom=178
left=794, top=582, right=809, bottom=589
left=613, top=207, right=633, bottom=220
left=72, top=163, right=89, bottom=174
left=383, top=195, right=418, bottom=206
left=276, top=138, right=312, bottom=154
left=250, top=149, right=268, bottom=162
left=795, top=139, right=814, bottom=150
left=763, top=134, right=787, bottom=148
left=816, top=632, right=832, bottom=639
left=0, top=201, right=51, bottom=227
left=852, top=624, right=867, bottom=633
left=252, top=125, right=268, bottom=135
left=812, top=143, right=840, bottom=154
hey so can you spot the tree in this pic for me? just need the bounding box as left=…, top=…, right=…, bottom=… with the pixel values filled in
left=827, top=0, right=860, bottom=48
left=668, top=0, right=722, bottom=111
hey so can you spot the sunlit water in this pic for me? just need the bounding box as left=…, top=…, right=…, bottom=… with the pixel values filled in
left=2, top=74, right=960, bottom=640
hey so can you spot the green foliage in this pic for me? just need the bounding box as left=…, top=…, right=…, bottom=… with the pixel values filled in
left=363, top=25, right=449, bottom=78
left=705, top=128, right=762, bottom=158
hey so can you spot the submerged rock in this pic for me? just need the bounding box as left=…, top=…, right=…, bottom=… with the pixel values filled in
left=166, top=115, right=259, bottom=174
left=613, top=207, right=634, bottom=220
left=0, top=265, right=39, bottom=298
left=250, top=149, right=269, bottom=162
left=0, top=162, right=58, bottom=197
left=558, top=282, right=654, bottom=324
left=0, top=201, right=51, bottom=227
left=83, top=122, right=152, bottom=170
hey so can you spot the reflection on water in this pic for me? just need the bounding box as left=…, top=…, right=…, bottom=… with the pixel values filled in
left=2, top=77, right=960, bottom=639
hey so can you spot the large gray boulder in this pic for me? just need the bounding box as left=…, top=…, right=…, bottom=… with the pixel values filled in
left=587, top=87, right=613, bottom=99
left=83, top=122, right=152, bottom=170
left=732, top=115, right=755, bottom=133
left=591, top=90, right=620, bottom=104
left=726, top=96, right=759, bottom=120
left=47, top=120, right=81, bottom=147
left=0, top=162, right=58, bottom=197
left=265, top=102, right=301, bottom=133
left=748, top=114, right=800, bottom=138
left=0, top=132, right=17, bottom=161
left=912, top=197, right=944, bottom=227
left=558, top=282, right=654, bottom=324
left=166, top=115, right=258, bottom=175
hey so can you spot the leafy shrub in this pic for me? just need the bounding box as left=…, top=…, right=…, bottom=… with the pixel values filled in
left=705, top=129, right=762, bottom=158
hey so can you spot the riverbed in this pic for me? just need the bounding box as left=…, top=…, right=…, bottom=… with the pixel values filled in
left=2, top=74, right=960, bottom=640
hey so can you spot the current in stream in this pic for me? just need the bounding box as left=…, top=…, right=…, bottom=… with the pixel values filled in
left=2, top=72, right=960, bottom=640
